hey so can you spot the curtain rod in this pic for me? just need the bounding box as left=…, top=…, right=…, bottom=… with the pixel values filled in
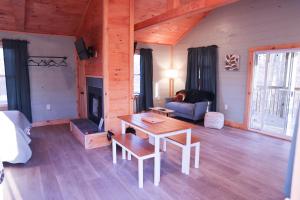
left=0, top=39, right=30, bottom=43
left=135, top=48, right=153, bottom=51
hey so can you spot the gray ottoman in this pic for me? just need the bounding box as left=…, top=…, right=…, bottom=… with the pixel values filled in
left=204, top=112, right=224, bottom=129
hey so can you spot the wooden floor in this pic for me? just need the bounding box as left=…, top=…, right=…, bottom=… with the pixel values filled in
left=3, top=124, right=290, bottom=200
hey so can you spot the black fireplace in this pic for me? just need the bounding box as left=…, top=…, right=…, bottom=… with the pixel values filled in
left=86, top=77, right=104, bottom=131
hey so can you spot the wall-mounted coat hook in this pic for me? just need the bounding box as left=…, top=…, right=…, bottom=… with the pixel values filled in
left=28, top=56, right=68, bottom=67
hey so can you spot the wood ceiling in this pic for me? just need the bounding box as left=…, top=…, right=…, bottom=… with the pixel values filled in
left=0, top=0, right=89, bottom=36
left=0, top=0, right=238, bottom=45
left=134, top=0, right=239, bottom=45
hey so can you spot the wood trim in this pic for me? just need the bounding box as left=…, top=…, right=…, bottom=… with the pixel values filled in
left=224, top=120, right=245, bottom=130
left=32, top=119, right=70, bottom=127
left=243, top=49, right=255, bottom=130
left=75, top=49, right=80, bottom=118
left=248, top=43, right=300, bottom=52
left=129, top=0, right=134, bottom=115
left=102, top=0, right=109, bottom=131
left=134, top=0, right=238, bottom=31
left=76, top=58, right=87, bottom=118
left=244, top=42, right=300, bottom=129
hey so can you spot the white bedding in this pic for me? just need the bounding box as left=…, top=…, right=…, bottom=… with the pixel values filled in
left=0, top=111, right=32, bottom=164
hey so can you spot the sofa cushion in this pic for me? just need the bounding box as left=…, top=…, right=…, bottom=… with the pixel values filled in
left=165, top=102, right=195, bottom=115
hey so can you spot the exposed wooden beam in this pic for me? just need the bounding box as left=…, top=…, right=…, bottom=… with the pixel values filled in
left=135, top=0, right=239, bottom=31
left=11, top=0, right=26, bottom=31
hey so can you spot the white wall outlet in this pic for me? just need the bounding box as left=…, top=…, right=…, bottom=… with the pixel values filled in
left=224, top=104, right=228, bottom=110
left=46, top=104, right=51, bottom=111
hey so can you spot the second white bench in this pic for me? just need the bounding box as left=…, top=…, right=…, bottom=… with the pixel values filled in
left=112, top=134, right=155, bottom=188
left=163, top=134, right=200, bottom=174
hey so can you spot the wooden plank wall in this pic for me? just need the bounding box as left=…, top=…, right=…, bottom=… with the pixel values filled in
left=76, top=0, right=103, bottom=77
left=76, top=0, right=103, bottom=118
left=102, top=0, right=134, bottom=133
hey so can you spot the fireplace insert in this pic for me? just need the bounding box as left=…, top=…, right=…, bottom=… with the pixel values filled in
left=86, top=77, right=104, bottom=131
left=87, top=86, right=102, bottom=125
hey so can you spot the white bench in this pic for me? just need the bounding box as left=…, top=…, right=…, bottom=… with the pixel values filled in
left=163, top=134, right=200, bottom=173
left=112, top=134, right=155, bottom=188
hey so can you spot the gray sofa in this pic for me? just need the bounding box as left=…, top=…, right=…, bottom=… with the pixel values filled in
left=165, top=90, right=214, bottom=122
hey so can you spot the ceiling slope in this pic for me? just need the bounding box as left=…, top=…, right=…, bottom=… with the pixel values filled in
left=0, top=0, right=90, bottom=36
left=134, top=0, right=239, bottom=45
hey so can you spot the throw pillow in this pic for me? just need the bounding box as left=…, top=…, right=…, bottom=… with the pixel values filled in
left=173, top=91, right=186, bottom=102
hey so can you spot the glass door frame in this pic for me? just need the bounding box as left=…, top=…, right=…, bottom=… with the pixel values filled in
left=244, top=43, right=300, bottom=141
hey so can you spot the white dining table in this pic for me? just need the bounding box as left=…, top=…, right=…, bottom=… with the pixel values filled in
left=118, top=112, right=195, bottom=186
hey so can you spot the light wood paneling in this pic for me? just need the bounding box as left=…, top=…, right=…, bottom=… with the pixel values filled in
left=135, top=12, right=206, bottom=45
left=134, top=0, right=238, bottom=30
left=0, top=0, right=89, bottom=35
left=134, top=0, right=238, bottom=45
left=135, top=0, right=168, bottom=24
left=76, top=58, right=87, bottom=118
left=0, top=0, right=25, bottom=31
left=76, top=0, right=103, bottom=77
left=76, top=0, right=103, bottom=117
left=102, top=0, right=134, bottom=133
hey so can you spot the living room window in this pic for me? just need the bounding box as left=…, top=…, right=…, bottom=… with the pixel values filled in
left=134, top=54, right=141, bottom=94
left=0, top=45, right=8, bottom=108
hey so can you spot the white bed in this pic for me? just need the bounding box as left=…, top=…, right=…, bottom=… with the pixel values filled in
left=0, top=111, right=32, bottom=164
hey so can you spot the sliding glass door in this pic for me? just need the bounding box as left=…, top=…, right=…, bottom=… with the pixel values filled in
left=249, top=49, right=300, bottom=137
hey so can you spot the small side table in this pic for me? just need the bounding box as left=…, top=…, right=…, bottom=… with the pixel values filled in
left=149, top=107, right=174, bottom=117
